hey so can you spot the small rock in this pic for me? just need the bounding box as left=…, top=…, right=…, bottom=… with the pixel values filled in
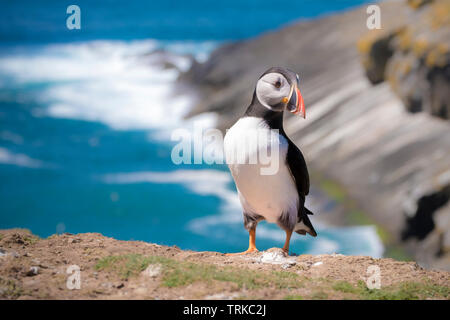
left=297, top=262, right=312, bottom=270
left=9, top=250, right=20, bottom=258
left=68, top=238, right=81, bottom=244
left=101, top=282, right=114, bottom=289
left=0, top=249, right=6, bottom=257
left=26, top=266, right=39, bottom=276
left=116, top=283, right=124, bottom=289
left=331, top=253, right=344, bottom=257
left=281, top=261, right=297, bottom=269
left=260, top=250, right=286, bottom=263
left=259, top=249, right=297, bottom=266
left=312, top=261, right=323, bottom=267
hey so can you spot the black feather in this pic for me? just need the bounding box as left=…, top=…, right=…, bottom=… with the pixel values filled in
left=282, top=132, right=317, bottom=237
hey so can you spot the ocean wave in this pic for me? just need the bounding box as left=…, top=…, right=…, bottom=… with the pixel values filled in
left=0, top=40, right=218, bottom=131
left=0, top=147, right=43, bottom=168
left=102, top=169, right=240, bottom=207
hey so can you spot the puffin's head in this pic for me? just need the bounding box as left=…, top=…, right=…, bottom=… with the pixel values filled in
left=255, top=67, right=305, bottom=118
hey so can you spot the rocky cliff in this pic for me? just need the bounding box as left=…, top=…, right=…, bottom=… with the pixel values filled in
left=179, top=0, right=450, bottom=270
left=358, top=0, right=450, bottom=119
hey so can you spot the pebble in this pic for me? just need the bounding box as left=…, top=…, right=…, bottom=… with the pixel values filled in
left=26, top=266, right=39, bottom=276
left=281, top=261, right=296, bottom=269
left=101, top=282, right=114, bottom=289
left=9, top=250, right=20, bottom=258
left=259, top=250, right=297, bottom=267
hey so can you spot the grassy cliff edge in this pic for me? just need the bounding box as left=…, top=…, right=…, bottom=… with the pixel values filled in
left=0, top=229, right=448, bottom=300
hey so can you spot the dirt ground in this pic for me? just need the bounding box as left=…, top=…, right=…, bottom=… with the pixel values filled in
left=0, top=229, right=449, bottom=300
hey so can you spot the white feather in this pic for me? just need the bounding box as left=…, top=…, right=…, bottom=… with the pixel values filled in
left=224, top=117, right=299, bottom=224
left=256, top=73, right=290, bottom=111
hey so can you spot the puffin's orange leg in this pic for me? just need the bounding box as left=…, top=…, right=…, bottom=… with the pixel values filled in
left=282, top=229, right=293, bottom=254
left=225, top=228, right=258, bottom=256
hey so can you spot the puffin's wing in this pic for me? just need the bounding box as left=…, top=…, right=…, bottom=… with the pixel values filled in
left=285, top=138, right=317, bottom=237
left=285, top=138, right=310, bottom=197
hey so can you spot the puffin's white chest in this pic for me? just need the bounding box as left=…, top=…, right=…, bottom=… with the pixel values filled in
left=223, top=117, right=299, bottom=223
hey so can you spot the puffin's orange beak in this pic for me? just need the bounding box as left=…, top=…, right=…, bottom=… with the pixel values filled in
left=287, top=85, right=305, bottom=118
left=295, top=87, right=305, bottom=118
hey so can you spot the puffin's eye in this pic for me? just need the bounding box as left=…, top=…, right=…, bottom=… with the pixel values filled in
left=274, top=80, right=282, bottom=88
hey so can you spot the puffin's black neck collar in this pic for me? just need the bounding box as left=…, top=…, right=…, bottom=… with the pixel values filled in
left=244, top=91, right=284, bottom=130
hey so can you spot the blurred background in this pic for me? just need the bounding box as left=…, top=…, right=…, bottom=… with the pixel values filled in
left=0, top=0, right=449, bottom=270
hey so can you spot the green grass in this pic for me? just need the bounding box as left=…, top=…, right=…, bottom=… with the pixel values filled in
left=0, top=277, right=24, bottom=299
left=95, top=254, right=305, bottom=289
left=332, top=280, right=450, bottom=300
left=95, top=254, right=155, bottom=280
left=333, top=280, right=360, bottom=294
left=23, top=234, right=39, bottom=245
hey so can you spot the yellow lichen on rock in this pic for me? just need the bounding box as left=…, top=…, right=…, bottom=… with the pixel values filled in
left=407, top=0, right=433, bottom=10
left=412, top=37, right=429, bottom=57
left=426, top=0, right=450, bottom=29
left=426, top=43, right=449, bottom=67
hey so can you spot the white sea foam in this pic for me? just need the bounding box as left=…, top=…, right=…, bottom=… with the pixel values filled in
left=0, top=147, right=43, bottom=168
left=0, top=40, right=218, bottom=131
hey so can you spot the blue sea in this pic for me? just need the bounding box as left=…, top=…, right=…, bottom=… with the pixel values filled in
left=0, top=0, right=383, bottom=256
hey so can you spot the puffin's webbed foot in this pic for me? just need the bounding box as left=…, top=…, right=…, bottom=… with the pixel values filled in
left=225, top=247, right=258, bottom=256
left=225, top=228, right=258, bottom=256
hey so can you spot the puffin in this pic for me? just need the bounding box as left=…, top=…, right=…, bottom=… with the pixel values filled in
left=223, top=67, right=317, bottom=255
